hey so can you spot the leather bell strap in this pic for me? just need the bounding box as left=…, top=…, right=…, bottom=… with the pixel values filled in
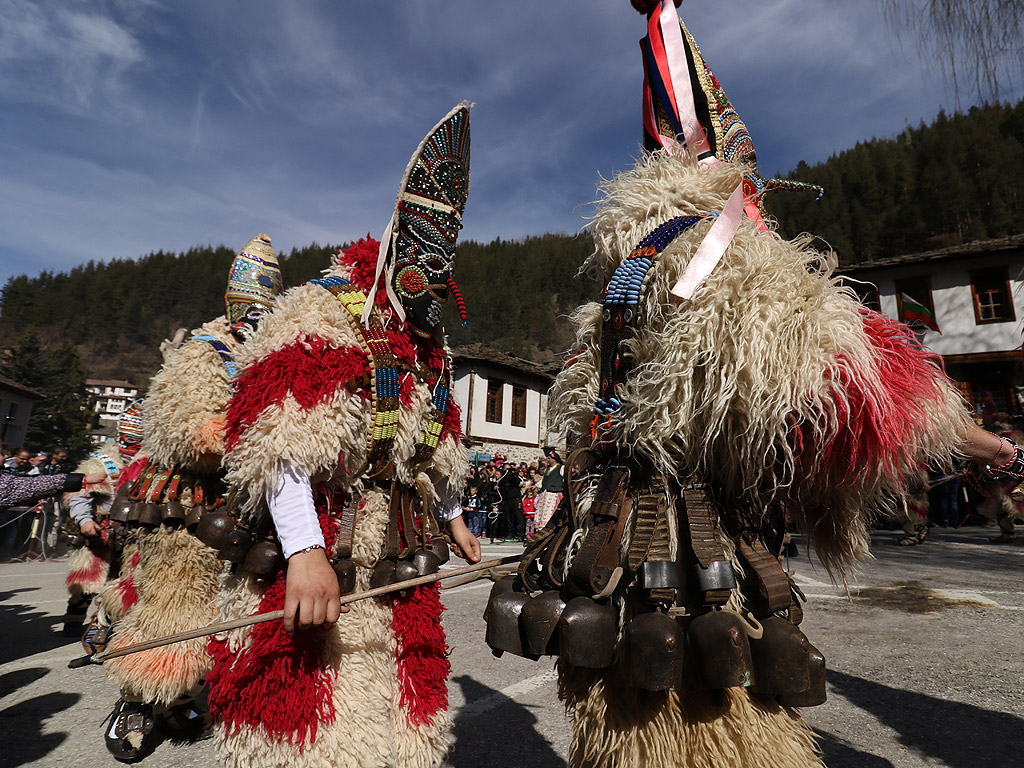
left=568, top=467, right=632, bottom=597
left=681, top=485, right=732, bottom=606
left=736, top=533, right=796, bottom=616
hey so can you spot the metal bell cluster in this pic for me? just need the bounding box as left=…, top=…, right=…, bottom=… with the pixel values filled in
left=366, top=540, right=450, bottom=593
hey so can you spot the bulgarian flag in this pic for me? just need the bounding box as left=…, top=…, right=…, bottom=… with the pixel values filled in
left=901, top=293, right=941, bottom=334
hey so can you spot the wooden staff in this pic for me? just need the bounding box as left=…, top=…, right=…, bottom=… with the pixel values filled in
left=90, top=554, right=520, bottom=664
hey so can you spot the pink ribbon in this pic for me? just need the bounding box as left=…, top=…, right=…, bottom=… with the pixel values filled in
left=670, top=181, right=745, bottom=300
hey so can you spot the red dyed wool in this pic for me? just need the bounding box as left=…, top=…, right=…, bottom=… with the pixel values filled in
left=817, top=309, right=947, bottom=484
left=207, top=511, right=340, bottom=746
left=66, top=548, right=108, bottom=588
left=336, top=237, right=397, bottom=313
left=113, top=552, right=141, bottom=611
left=116, top=455, right=148, bottom=492
left=440, top=398, right=463, bottom=442
left=391, top=583, right=450, bottom=726
left=226, top=337, right=369, bottom=452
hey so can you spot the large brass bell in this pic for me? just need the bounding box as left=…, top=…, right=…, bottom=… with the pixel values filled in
left=394, top=560, right=419, bottom=583
left=429, top=538, right=450, bottom=565
left=412, top=548, right=442, bottom=577
left=161, top=500, right=186, bottom=527
left=332, top=559, right=357, bottom=595
left=126, top=502, right=142, bottom=525
left=194, top=511, right=234, bottom=551
left=687, top=610, right=753, bottom=690
left=243, top=541, right=282, bottom=579
left=520, top=591, right=566, bottom=656
left=777, top=643, right=827, bottom=708
left=749, top=617, right=812, bottom=697
left=185, top=504, right=206, bottom=532
left=108, top=491, right=133, bottom=523
left=136, top=502, right=162, bottom=528
left=485, top=591, right=533, bottom=658
left=219, top=528, right=253, bottom=563
left=627, top=611, right=684, bottom=690
left=557, top=596, right=617, bottom=669
left=483, top=574, right=518, bottom=621
left=370, top=560, right=397, bottom=589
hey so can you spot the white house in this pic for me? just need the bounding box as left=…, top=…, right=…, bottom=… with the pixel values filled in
left=839, top=234, right=1024, bottom=417
left=451, top=344, right=559, bottom=463
left=0, top=375, right=45, bottom=450
left=85, top=379, right=140, bottom=437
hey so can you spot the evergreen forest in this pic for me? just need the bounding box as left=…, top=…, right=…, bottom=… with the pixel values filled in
left=2, top=99, right=1023, bottom=390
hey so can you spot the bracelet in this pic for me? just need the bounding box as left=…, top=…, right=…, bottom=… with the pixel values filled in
left=290, top=544, right=325, bottom=557
left=988, top=437, right=1018, bottom=471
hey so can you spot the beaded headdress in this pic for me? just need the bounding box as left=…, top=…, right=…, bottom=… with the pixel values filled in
left=225, top=234, right=284, bottom=339
left=639, top=2, right=821, bottom=221
left=116, top=399, right=144, bottom=463
left=363, top=103, right=471, bottom=336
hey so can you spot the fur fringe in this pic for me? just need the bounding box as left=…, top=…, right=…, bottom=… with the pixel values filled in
left=105, top=528, right=222, bottom=706
left=143, top=316, right=238, bottom=474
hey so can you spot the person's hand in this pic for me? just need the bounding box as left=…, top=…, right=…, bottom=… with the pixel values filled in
left=283, top=547, right=345, bottom=634
left=83, top=473, right=107, bottom=485
left=448, top=515, right=481, bottom=564
left=80, top=520, right=99, bottom=538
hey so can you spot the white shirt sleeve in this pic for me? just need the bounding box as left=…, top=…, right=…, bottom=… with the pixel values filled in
left=435, top=479, right=464, bottom=522
left=266, top=462, right=325, bottom=559
left=68, top=494, right=96, bottom=525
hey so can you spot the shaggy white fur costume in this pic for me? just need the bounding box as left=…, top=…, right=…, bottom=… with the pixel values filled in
left=104, top=318, right=231, bottom=706
left=550, top=150, right=973, bottom=768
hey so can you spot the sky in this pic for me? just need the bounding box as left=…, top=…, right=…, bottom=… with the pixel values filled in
left=1, top=0, right=1021, bottom=288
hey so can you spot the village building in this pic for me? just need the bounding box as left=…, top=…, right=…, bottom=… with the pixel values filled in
left=839, top=234, right=1024, bottom=421
left=85, top=379, right=140, bottom=439
left=0, top=375, right=45, bottom=450
left=450, top=344, right=560, bottom=464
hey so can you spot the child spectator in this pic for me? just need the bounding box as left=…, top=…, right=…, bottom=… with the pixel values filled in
left=462, top=482, right=485, bottom=537
left=522, top=486, right=537, bottom=538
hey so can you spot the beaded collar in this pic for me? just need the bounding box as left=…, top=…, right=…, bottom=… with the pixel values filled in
left=313, top=276, right=450, bottom=473
left=592, top=215, right=707, bottom=436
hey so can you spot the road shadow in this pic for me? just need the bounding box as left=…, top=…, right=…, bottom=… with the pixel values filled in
left=828, top=670, right=1023, bottom=767
left=0, top=667, right=49, bottom=700
left=815, top=730, right=895, bottom=767
left=0, top=690, right=80, bottom=767
left=448, top=675, right=564, bottom=768
left=0, top=588, right=79, bottom=666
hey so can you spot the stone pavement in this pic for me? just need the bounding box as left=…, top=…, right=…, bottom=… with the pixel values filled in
left=1, top=530, right=1022, bottom=768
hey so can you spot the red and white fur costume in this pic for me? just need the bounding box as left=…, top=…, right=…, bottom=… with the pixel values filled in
left=211, top=238, right=468, bottom=768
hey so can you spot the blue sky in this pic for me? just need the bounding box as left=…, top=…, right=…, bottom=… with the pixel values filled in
left=1, top=0, right=1020, bottom=288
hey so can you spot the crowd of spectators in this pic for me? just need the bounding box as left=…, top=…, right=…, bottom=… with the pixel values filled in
left=461, top=449, right=565, bottom=543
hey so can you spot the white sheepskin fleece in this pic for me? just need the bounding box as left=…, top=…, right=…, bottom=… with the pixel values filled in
left=143, top=316, right=238, bottom=474
left=106, top=527, right=222, bottom=706
left=65, top=440, right=123, bottom=502
left=552, top=150, right=972, bottom=572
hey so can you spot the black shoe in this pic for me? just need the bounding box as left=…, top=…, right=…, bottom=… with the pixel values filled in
left=105, top=699, right=158, bottom=762
left=158, top=699, right=212, bottom=742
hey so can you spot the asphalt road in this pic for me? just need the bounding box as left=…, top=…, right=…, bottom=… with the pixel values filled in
left=1, top=528, right=1022, bottom=768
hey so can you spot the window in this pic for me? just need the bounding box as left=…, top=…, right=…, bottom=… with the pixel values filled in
left=511, top=386, right=527, bottom=428
left=894, top=277, right=936, bottom=329
left=485, top=378, right=503, bottom=423
left=970, top=267, right=1015, bottom=324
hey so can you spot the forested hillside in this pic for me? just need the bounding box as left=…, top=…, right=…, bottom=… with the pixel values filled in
left=3, top=99, right=1022, bottom=385
left=0, top=235, right=598, bottom=386
left=767, top=101, right=1024, bottom=262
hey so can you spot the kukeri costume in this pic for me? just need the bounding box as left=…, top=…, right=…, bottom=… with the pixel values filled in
left=102, top=235, right=283, bottom=760
left=62, top=427, right=138, bottom=638
left=211, top=104, right=471, bottom=768
left=484, top=5, right=973, bottom=768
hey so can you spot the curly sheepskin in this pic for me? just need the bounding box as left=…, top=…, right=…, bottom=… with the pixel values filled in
left=554, top=151, right=971, bottom=573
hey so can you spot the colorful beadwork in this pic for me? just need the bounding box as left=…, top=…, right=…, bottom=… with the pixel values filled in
left=116, top=399, right=144, bottom=462
left=91, top=451, right=121, bottom=482
left=594, top=215, right=705, bottom=417
left=193, top=335, right=239, bottom=382
left=225, top=234, right=283, bottom=330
